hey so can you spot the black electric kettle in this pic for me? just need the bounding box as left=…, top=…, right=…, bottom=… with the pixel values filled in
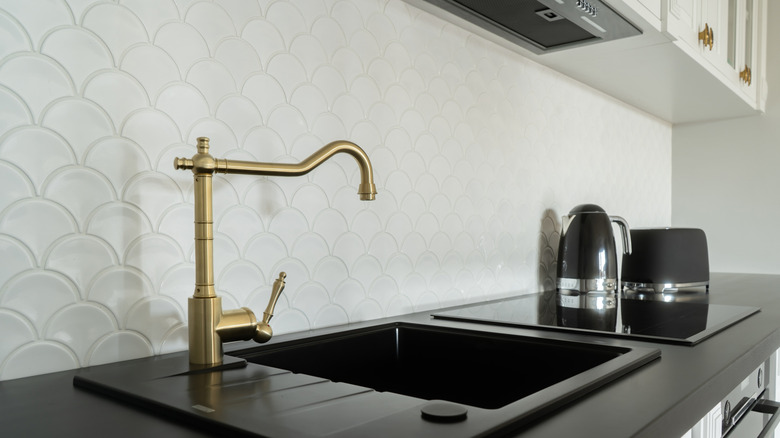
left=556, top=204, right=632, bottom=296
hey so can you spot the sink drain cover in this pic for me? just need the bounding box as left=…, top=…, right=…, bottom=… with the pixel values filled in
left=420, top=401, right=468, bottom=423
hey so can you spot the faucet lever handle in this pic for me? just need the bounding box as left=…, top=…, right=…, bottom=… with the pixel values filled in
left=254, top=272, right=286, bottom=343
left=263, top=272, right=286, bottom=324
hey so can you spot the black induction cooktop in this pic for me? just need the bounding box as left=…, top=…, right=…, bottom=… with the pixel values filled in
left=432, top=290, right=759, bottom=345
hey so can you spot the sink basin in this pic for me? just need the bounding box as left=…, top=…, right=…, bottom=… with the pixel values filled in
left=75, top=322, right=659, bottom=437
left=232, top=322, right=647, bottom=410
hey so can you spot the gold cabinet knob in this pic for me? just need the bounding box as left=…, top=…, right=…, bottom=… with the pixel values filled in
left=740, top=66, right=752, bottom=85
left=698, top=23, right=714, bottom=50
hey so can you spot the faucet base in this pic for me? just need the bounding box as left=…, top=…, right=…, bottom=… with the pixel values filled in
left=189, top=296, right=225, bottom=366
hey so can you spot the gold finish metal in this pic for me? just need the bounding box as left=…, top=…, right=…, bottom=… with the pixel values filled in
left=175, top=137, right=376, bottom=366
left=698, top=23, right=714, bottom=50
left=740, top=65, right=752, bottom=85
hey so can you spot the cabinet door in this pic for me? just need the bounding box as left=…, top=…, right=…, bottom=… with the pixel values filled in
left=736, top=0, right=758, bottom=99
left=667, top=0, right=701, bottom=50
left=699, top=0, right=732, bottom=74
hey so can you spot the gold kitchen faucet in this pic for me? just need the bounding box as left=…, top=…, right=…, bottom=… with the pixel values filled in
left=175, top=137, right=376, bottom=366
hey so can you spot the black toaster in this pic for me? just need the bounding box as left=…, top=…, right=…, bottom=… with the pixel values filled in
left=621, top=228, right=709, bottom=293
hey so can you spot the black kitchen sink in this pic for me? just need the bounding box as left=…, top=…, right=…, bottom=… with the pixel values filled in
left=75, top=322, right=660, bottom=437
left=232, top=323, right=642, bottom=409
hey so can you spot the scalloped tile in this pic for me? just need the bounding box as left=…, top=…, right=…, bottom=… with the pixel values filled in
left=82, top=3, right=148, bottom=59
left=0, top=236, right=35, bottom=287
left=350, top=298, right=383, bottom=322
left=244, top=232, right=288, bottom=276
left=215, top=37, right=262, bottom=87
left=86, top=202, right=152, bottom=257
left=83, top=70, right=149, bottom=127
left=0, top=54, right=74, bottom=121
left=367, top=232, right=398, bottom=267
left=242, top=127, right=287, bottom=162
left=87, top=330, right=154, bottom=366
left=267, top=207, right=309, bottom=251
left=215, top=95, right=263, bottom=144
left=350, top=209, right=382, bottom=245
left=0, top=11, right=31, bottom=59
left=243, top=179, right=289, bottom=222
left=267, top=308, right=309, bottom=336
left=0, top=199, right=77, bottom=262
left=0, top=310, right=37, bottom=363
left=331, top=231, right=365, bottom=269
left=350, top=254, right=383, bottom=291
left=312, top=304, right=349, bottom=329
left=84, top=137, right=151, bottom=193
left=121, top=108, right=181, bottom=164
left=0, top=87, right=32, bottom=135
left=331, top=277, right=364, bottom=312
left=42, top=167, right=115, bottom=226
left=311, top=208, right=349, bottom=248
left=40, top=26, right=113, bottom=89
left=367, top=274, right=399, bottom=311
left=217, top=0, right=261, bottom=30
left=125, top=296, right=185, bottom=353
left=291, top=282, right=330, bottom=324
left=120, top=0, right=180, bottom=35
left=153, top=21, right=210, bottom=76
left=0, top=341, right=79, bottom=380
left=311, top=65, right=347, bottom=108
left=217, top=205, right=265, bottom=252
left=289, top=84, right=328, bottom=129
left=45, top=303, right=117, bottom=364
left=241, top=18, right=286, bottom=67
left=122, top=172, right=182, bottom=226
left=119, top=44, right=181, bottom=100
left=186, top=59, right=237, bottom=111
left=217, top=260, right=265, bottom=304
left=40, top=98, right=114, bottom=159
left=159, top=323, right=188, bottom=354
left=0, top=271, right=80, bottom=334
left=290, top=183, right=330, bottom=219
left=290, top=232, right=330, bottom=273
left=158, top=203, right=194, bottom=252
left=0, top=160, right=34, bottom=212
left=266, top=54, right=310, bottom=101
left=125, top=234, right=183, bottom=287
left=0, top=0, right=72, bottom=49
left=88, top=268, right=153, bottom=326
left=264, top=1, right=307, bottom=47
left=310, top=17, right=346, bottom=58
left=311, top=112, right=349, bottom=142
left=330, top=1, right=363, bottom=40
left=184, top=1, right=236, bottom=53
left=45, top=235, right=117, bottom=293
left=213, top=233, right=241, bottom=278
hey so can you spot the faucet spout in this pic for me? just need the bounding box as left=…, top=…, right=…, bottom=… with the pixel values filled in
left=175, top=137, right=376, bottom=366
left=207, top=140, right=376, bottom=200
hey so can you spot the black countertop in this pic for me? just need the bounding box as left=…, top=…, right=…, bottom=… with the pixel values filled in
left=2, top=272, right=779, bottom=437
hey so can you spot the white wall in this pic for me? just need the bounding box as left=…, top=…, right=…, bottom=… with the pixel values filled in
left=0, top=0, right=671, bottom=380
left=672, top=2, right=780, bottom=274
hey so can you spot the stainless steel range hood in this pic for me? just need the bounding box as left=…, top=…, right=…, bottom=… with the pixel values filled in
left=415, top=0, right=642, bottom=54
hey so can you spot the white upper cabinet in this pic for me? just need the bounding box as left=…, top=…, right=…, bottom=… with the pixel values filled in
left=665, top=0, right=766, bottom=113
left=403, top=0, right=768, bottom=124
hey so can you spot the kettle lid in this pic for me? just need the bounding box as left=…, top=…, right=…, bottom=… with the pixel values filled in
left=569, top=204, right=606, bottom=214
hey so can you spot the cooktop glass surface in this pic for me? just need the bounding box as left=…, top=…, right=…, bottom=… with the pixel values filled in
left=432, top=290, right=759, bottom=345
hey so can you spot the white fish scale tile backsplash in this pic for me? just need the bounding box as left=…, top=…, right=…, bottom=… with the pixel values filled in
left=0, top=0, right=671, bottom=380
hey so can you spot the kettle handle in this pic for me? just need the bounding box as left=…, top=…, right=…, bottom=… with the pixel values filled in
left=610, top=216, right=632, bottom=255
